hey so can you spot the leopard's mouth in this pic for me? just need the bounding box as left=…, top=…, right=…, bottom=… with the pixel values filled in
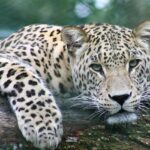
left=106, top=110, right=137, bottom=125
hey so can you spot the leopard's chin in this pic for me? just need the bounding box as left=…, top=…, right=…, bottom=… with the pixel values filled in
left=106, top=111, right=137, bottom=125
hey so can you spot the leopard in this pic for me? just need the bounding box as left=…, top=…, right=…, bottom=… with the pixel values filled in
left=0, top=21, right=149, bottom=149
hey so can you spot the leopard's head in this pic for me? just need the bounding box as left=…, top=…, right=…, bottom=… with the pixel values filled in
left=62, top=22, right=150, bottom=124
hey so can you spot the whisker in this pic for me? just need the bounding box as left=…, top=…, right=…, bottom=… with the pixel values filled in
left=137, top=103, right=149, bottom=114
left=98, top=110, right=107, bottom=118
left=88, top=109, right=106, bottom=120
left=88, top=111, right=101, bottom=120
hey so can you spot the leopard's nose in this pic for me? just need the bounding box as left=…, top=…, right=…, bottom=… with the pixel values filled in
left=108, top=92, right=132, bottom=106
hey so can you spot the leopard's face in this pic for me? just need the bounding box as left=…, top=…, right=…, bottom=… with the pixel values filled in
left=62, top=23, right=150, bottom=124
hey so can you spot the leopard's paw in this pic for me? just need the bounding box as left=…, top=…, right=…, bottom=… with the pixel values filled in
left=17, top=109, right=63, bottom=149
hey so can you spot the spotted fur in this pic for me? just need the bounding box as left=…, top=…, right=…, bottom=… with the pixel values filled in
left=0, top=22, right=150, bottom=149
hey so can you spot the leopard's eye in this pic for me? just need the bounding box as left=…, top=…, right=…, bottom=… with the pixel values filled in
left=129, top=59, right=141, bottom=71
left=89, top=64, right=104, bottom=75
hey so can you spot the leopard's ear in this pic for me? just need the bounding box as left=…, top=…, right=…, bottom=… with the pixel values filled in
left=134, top=21, right=150, bottom=54
left=61, top=26, right=88, bottom=56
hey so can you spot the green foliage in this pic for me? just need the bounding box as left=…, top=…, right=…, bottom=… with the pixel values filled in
left=0, top=0, right=149, bottom=30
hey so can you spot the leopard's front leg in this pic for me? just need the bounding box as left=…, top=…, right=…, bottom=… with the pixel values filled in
left=0, top=57, right=63, bottom=149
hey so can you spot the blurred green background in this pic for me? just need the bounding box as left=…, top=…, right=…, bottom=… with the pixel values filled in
left=0, top=0, right=150, bottom=38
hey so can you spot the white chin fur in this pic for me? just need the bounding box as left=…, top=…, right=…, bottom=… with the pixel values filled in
left=106, top=112, right=137, bottom=125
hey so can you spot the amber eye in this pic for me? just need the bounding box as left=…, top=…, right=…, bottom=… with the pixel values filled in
left=89, top=64, right=104, bottom=75
left=129, top=59, right=141, bottom=71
